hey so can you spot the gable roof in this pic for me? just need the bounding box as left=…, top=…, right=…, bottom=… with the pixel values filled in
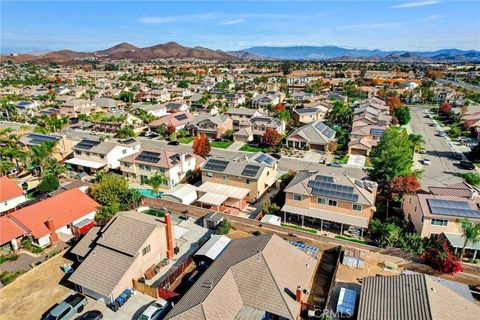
left=0, top=215, right=27, bottom=245
left=165, top=233, right=316, bottom=320
left=0, top=177, right=24, bottom=202
left=287, top=120, right=336, bottom=144
left=10, top=188, right=99, bottom=238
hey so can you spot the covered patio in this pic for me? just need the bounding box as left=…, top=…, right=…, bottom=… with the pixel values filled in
left=65, top=158, right=106, bottom=174
left=196, top=181, right=250, bottom=213
left=442, top=233, right=480, bottom=260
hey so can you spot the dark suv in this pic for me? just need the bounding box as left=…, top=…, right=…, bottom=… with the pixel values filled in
left=460, top=160, right=475, bottom=170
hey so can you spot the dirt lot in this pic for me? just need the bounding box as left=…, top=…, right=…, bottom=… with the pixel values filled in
left=0, top=252, right=73, bottom=320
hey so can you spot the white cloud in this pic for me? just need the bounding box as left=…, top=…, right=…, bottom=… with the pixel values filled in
left=221, top=19, right=244, bottom=25
left=391, top=1, right=440, bottom=9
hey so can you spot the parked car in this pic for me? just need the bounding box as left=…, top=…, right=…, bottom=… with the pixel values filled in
left=460, top=160, right=475, bottom=170
left=430, top=123, right=437, bottom=127
left=45, top=293, right=87, bottom=320
left=327, top=162, right=343, bottom=168
left=167, top=140, right=180, bottom=146
left=456, top=136, right=470, bottom=142
left=144, top=130, right=158, bottom=138
left=138, top=298, right=172, bottom=320
left=453, top=152, right=463, bottom=160
left=419, top=148, right=427, bottom=154
left=436, top=131, right=446, bottom=137
left=77, top=310, right=103, bottom=320
left=422, top=159, right=431, bottom=165
left=269, top=153, right=282, bottom=160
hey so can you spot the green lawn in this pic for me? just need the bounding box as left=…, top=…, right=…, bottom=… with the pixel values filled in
left=335, top=235, right=366, bottom=244
left=178, top=136, right=194, bottom=144
left=210, top=140, right=233, bottom=149
left=334, top=154, right=349, bottom=164
left=240, top=145, right=271, bottom=152
left=142, top=209, right=166, bottom=217
left=281, top=223, right=317, bottom=234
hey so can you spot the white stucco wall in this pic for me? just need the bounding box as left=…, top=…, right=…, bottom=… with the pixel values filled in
left=0, top=195, right=27, bottom=213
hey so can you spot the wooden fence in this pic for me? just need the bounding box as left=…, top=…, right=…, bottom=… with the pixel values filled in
left=132, top=279, right=158, bottom=299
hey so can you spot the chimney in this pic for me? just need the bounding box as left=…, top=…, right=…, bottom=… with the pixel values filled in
left=46, top=218, right=58, bottom=245
left=296, top=285, right=302, bottom=303
left=165, top=213, right=175, bottom=259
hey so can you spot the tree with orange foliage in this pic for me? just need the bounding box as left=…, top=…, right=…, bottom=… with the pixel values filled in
left=390, top=175, right=420, bottom=198
left=439, top=102, right=452, bottom=114
left=192, top=133, right=210, bottom=157
left=386, top=96, right=403, bottom=113
left=166, top=123, right=176, bottom=135
left=262, top=128, right=282, bottom=146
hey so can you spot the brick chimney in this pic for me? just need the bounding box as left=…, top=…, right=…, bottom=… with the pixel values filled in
left=165, top=213, right=175, bottom=259
left=296, top=285, right=302, bottom=303
left=46, top=218, right=58, bottom=245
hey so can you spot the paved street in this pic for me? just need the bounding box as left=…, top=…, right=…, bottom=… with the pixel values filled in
left=408, top=105, right=468, bottom=187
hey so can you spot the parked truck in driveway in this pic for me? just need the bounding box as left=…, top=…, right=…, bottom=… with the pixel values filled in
left=45, top=293, right=87, bottom=320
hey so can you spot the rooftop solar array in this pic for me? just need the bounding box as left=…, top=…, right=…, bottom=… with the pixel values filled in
left=427, top=198, right=480, bottom=218
left=370, top=128, right=385, bottom=136
left=314, top=122, right=336, bottom=139
left=203, top=159, right=229, bottom=172
left=241, top=165, right=261, bottom=177
left=120, top=138, right=137, bottom=145
left=307, top=175, right=359, bottom=202
left=75, top=139, right=101, bottom=150
left=169, top=154, right=181, bottom=165
left=255, top=154, right=274, bottom=165
left=174, top=114, right=188, bottom=121
left=27, top=134, right=60, bottom=145
left=136, top=151, right=161, bottom=163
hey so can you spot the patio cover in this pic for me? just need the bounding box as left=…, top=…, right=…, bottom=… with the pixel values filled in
left=282, top=204, right=369, bottom=228
left=197, top=181, right=250, bottom=200
left=65, top=158, right=106, bottom=169
left=198, top=192, right=228, bottom=206
left=444, top=233, right=480, bottom=250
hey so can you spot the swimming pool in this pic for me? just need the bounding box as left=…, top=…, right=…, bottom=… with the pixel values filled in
left=136, top=189, right=163, bottom=198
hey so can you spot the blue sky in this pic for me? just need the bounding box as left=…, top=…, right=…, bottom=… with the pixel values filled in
left=1, top=1, right=479, bottom=53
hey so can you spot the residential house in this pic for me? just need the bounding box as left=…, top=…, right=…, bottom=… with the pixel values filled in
left=402, top=182, right=480, bottom=258
left=168, top=87, right=191, bottom=99
left=226, top=107, right=264, bottom=129
left=348, top=125, right=385, bottom=156
left=199, top=153, right=278, bottom=209
left=65, top=138, right=141, bottom=174
left=292, top=103, right=329, bottom=126
left=233, top=116, right=285, bottom=143
left=281, top=170, right=378, bottom=235
left=0, top=177, right=27, bottom=213
left=93, top=97, right=125, bottom=112
left=60, top=99, right=98, bottom=117
left=20, top=133, right=76, bottom=161
left=8, top=188, right=98, bottom=247
left=186, top=114, right=233, bottom=140
left=132, top=102, right=167, bottom=118
left=164, top=233, right=317, bottom=320
left=225, top=93, right=246, bottom=107
left=252, top=91, right=284, bottom=108
left=286, top=120, right=336, bottom=151
left=91, top=111, right=144, bottom=134
left=69, top=211, right=176, bottom=304
left=148, top=111, right=195, bottom=131
left=119, top=148, right=204, bottom=189
left=358, top=274, right=479, bottom=320
left=165, top=102, right=189, bottom=113
left=146, top=88, right=171, bottom=102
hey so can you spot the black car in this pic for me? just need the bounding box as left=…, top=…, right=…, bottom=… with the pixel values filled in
left=269, top=153, right=282, bottom=160
left=453, top=152, right=463, bottom=160
left=168, top=140, right=180, bottom=146
left=76, top=310, right=103, bottom=320
left=460, top=160, right=475, bottom=170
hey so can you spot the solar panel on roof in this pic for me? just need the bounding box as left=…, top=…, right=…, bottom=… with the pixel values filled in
left=427, top=198, right=480, bottom=218
left=174, top=114, right=188, bottom=121
left=241, top=164, right=260, bottom=177
left=27, top=134, right=60, bottom=145
left=75, top=139, right=101, bottom=150
left=255, top=154, right=274, bottom=165
left=370, top=128, right=385, bottom=136
left=203, top=159, right=229, bottom=172
left=314, top=122, right=336, bottom=139
left=136, top=151, right=161, bottom=163
left=307, top=175, right=359, bottom=201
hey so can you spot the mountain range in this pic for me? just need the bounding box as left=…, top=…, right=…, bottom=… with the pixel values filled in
left=2, top=42, right=479, bottom=64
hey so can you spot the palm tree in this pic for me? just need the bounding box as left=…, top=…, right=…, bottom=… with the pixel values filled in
left=409, top=134, right=425, bottom=152
left=146, top=174, right=168, bottom=195
left=456, top=218, right=480, bottom=260
left=29, top=141, right=57, bottom=175
left=44, top=158, right=66, bottom=178
left=0, top=160, right=15, bottom=176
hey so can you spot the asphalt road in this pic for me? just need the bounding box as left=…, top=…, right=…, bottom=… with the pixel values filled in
left=409, top=105, right=468, bottom=187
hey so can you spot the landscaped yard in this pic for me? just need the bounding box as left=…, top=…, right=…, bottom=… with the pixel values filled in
left=334, top=154, right=349, bottom=164
left=210, top=140, right=233, bottom=149
left=239, top=144, right=271, bottom=152
left=178, top=136, right=194, bottom=144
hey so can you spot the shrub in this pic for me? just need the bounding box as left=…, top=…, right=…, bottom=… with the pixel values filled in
left=462, top=172, right=480, bottom=187
left=252, top=231, right=262, bottom=236
left=0, top=270, right=26, bottom=285
left=36, top=174, right=59, bottom=194
left=422, top=240, right=462, bottom=274
left=0, top=253, right=18, bottom=264
left=216, top=219, right=232, bottom=235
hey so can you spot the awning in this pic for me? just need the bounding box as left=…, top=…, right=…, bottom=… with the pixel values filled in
left=198, top=192, right=228, bottom=206
left=266, top=176, right=277, bottom=187
left=282, top=204, right=369, bottom=228
left=65, top=158, right=106, bottom=169
left=443, top=233, right=480, bottom=250
left=197, top=181, right=250, bottom=200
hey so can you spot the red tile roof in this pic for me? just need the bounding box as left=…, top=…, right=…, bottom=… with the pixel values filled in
left=0, top=215, right=26, bottom=245
left=10, top=188, right=99, bottom=238
left=0, top=177, right=24, bottom=202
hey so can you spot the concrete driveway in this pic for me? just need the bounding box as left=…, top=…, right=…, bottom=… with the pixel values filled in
left=347, top=155, right=366, bottom=167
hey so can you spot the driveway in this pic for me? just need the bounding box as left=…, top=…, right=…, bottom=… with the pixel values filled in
left=347, top=155, right=366, bottom=167
left=227, top=141, right=245, bottom=151
left=408, top=105, right=469, bottom=187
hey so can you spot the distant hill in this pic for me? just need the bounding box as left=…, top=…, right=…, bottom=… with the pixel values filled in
left=227, top=50, right=267, bottom=60
left=244, top=45, right=480, bottom=62
left=1, top=42, right=236, bottom=64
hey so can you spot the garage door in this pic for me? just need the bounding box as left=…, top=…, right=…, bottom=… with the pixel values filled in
left=310, top=144, right=325, bottom=151
left=81, top=287, right=110, bottom=304
left=350, top=148, right=367, bottom=155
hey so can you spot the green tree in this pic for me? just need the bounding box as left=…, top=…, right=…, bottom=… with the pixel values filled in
left=408, top=134, right=425, bottom=152
left=43, top=158, right=66, bottom=178
left=178, top=80, right=189, bottom=89
left=115, top=126, right=135, bottom=139
left=325, top=100, right=353, bottom=127
left=394, top=106, right=411, bottom=125
left=29, top=141, right=57, bottom=175
left=455, top=218, right=480, bottom=260
left=216, top=219, right=232, bottom=235
left=370, top=218, right=404, bottom=247
left=0, top=161, right=15, bottom=176
left=36, top=174, right=59, bottom=194
left=147, top=174, right=168, bottom=193
left=368, top=127, right=414, bottom=193
left=462, top=172, right=480, bottom=187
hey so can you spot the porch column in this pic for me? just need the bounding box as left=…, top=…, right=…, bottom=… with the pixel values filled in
left=320, top=219, right=323, bottom=232
left=473, top=250, right=478, bottom=261
left=11, top=238, right=18, bottom=251
left=361, top=228, right=364, bottom=238
left=217, top=205, right=220, bottom=212
left=455, top=247, right=458, bottom=255
left=283, top=211, right=286, bottom=222
left=301, top=215, right=304, bottom=227
left=340, top=223, right=344, bottom=235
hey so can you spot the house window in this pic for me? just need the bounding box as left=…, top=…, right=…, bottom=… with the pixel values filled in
left=85, top=152, right=90, bottom=156
left=139, top=164, right=145, bottom=170
left=353, top=204, right=363, bottom=211
left=317, top=197, right=326, bottom=205
left=431, top=219, right=448, bottom=227
left=75, top=151, right=82, bottom=156
left=223, top=175, right=228, bottom=180
left=100, top=155, right=105, bottom=159
left=328, top=199, right=337, bottom=207
left=293, top=194, right=302, bottom=201
left=430, top=233, right=439, bottom=240
left=206, top=172, right=213, bottom=177
left=408, top=197, right=412, bottom=204
left=122, top=149, right=127, bottom=154
left=140, top=175, right=148, bottom=183
left=142, top=244, right=151, bottom=256
left=123, top=162, right=130, bottom=168
left=246, top=179, right=252, bottom=185
left=146, top=165, right=151, bottom=171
